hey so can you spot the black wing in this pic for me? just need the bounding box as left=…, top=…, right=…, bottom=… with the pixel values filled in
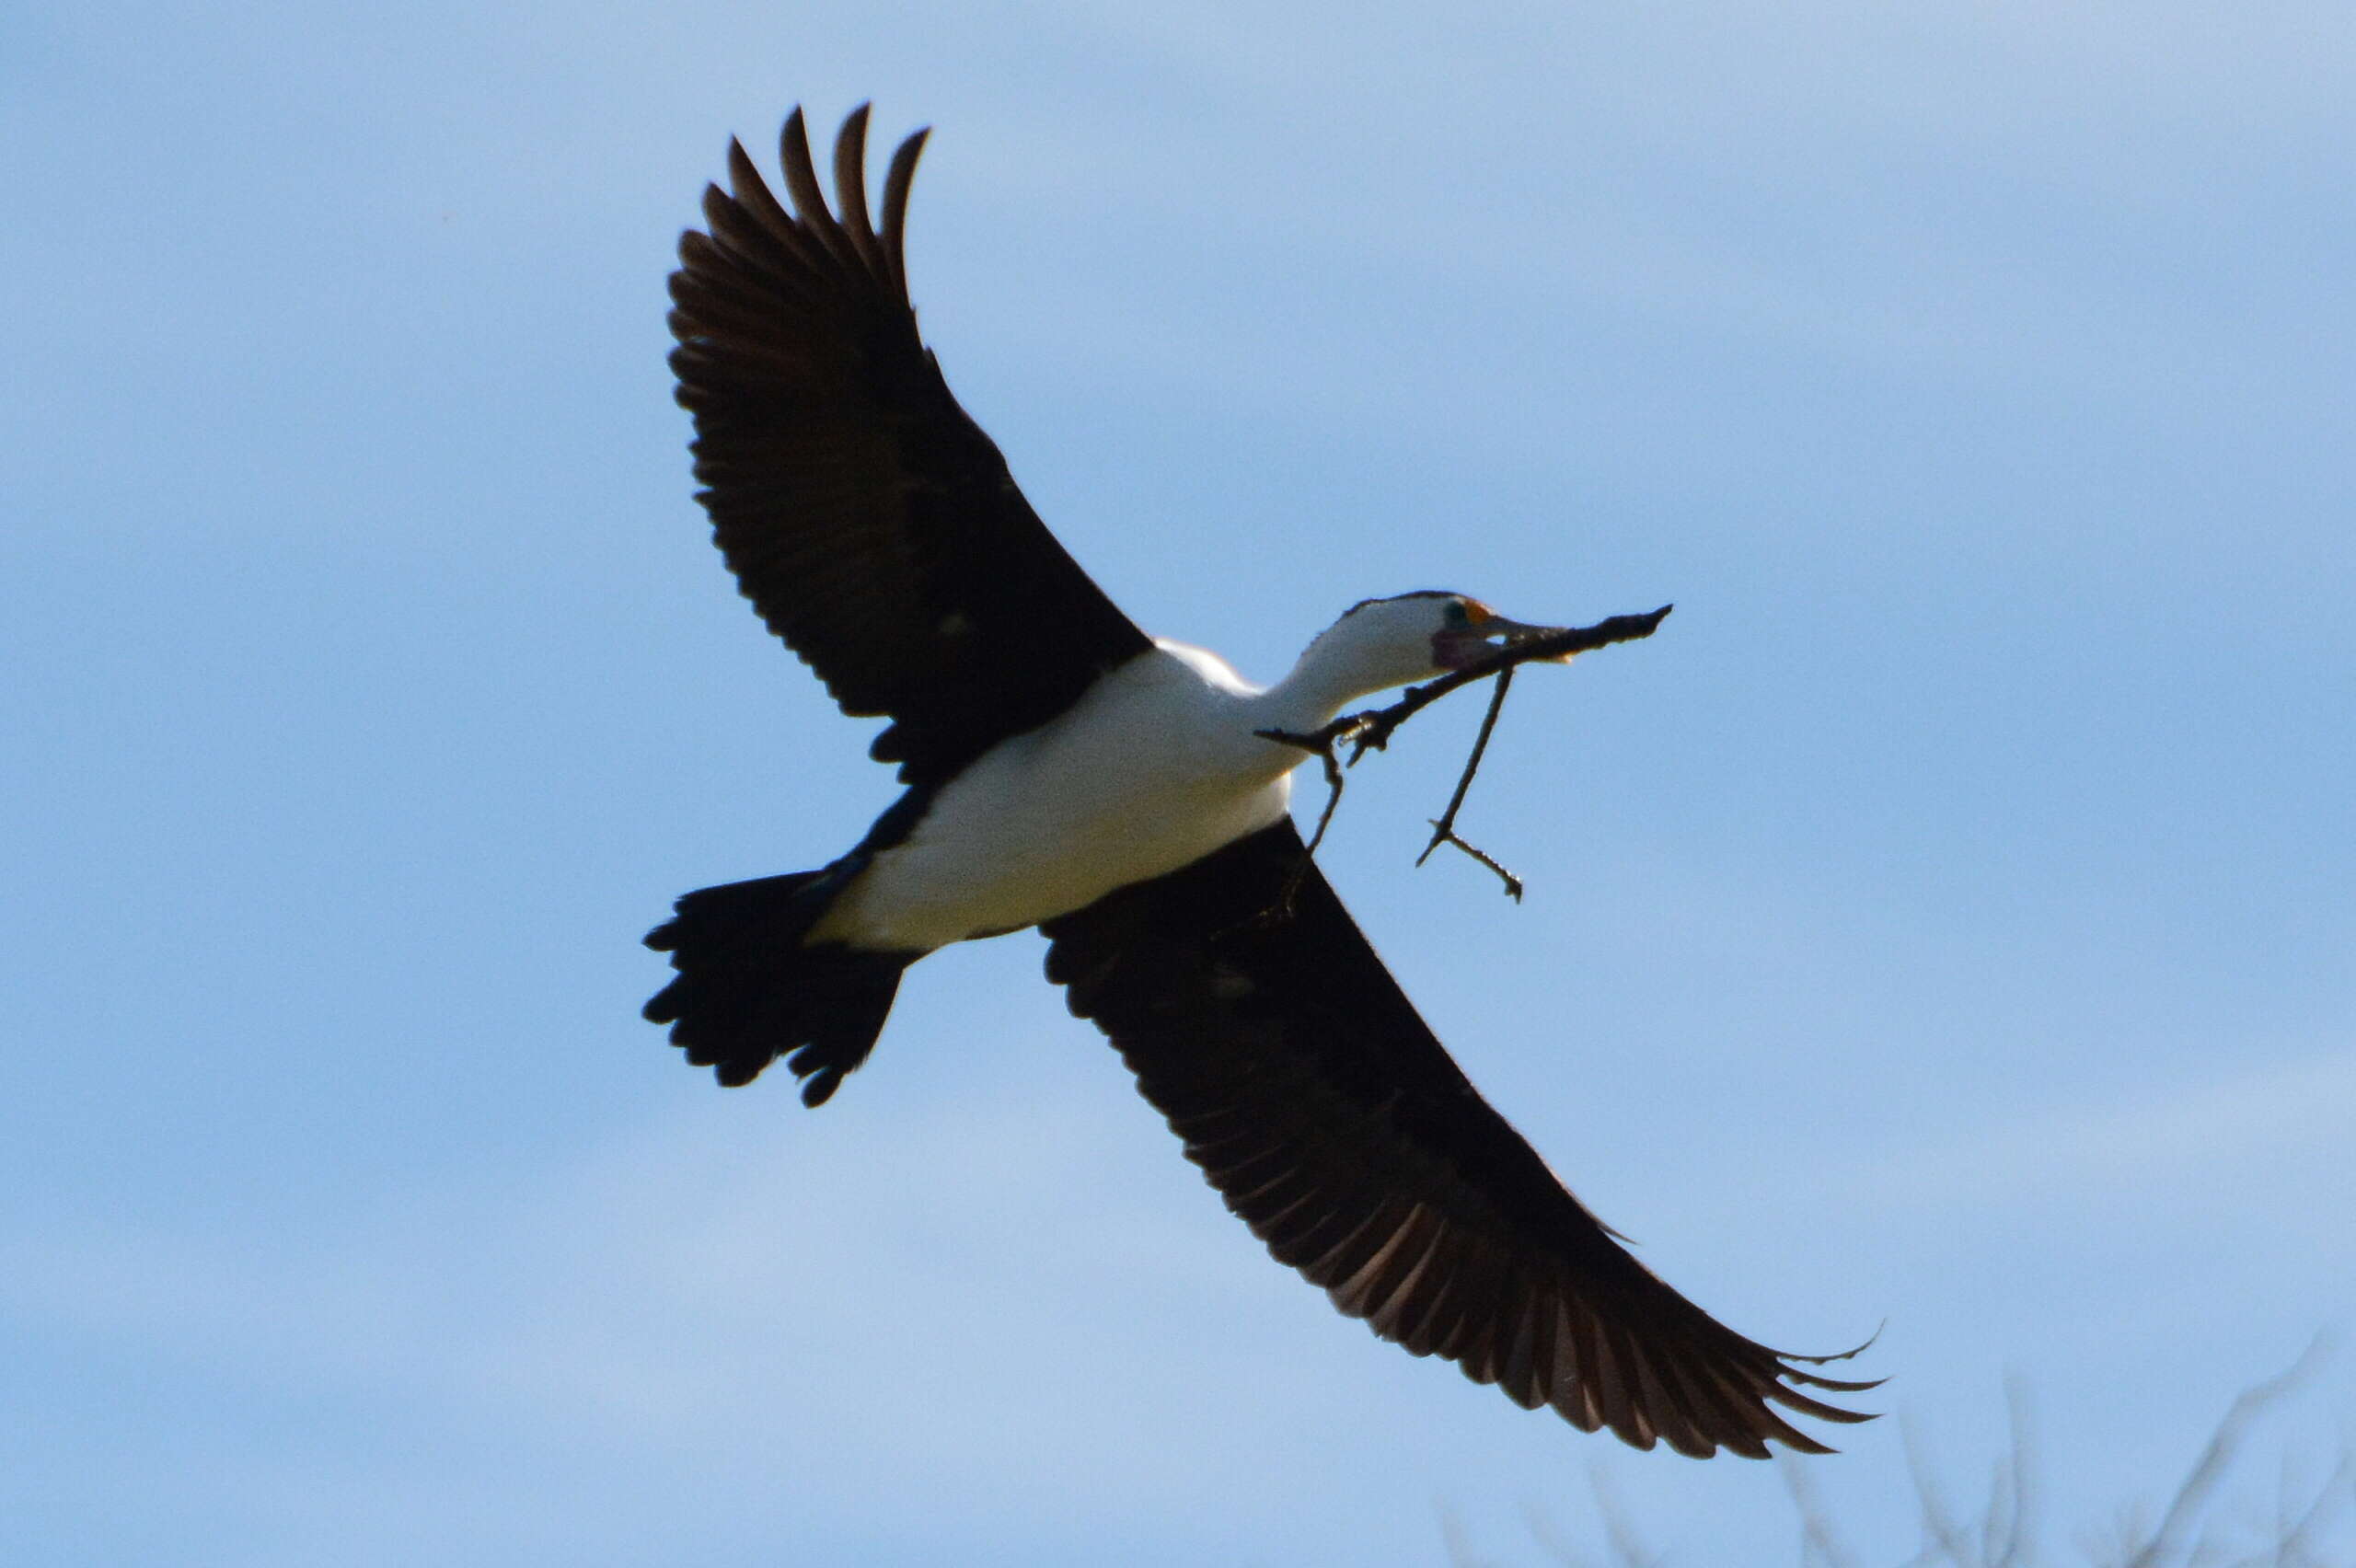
left=669, top=106, right=1153, bottom=785
left=1040, top=822, right=1877, bottom=1458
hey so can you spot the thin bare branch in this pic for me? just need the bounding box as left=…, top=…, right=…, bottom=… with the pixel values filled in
left=1298, top=736, right=1348, bottom=859
left=1782, top=1448, right=1862, bottom=1568
left=2124, top=1333, right=2337, bottom=1568
left=1518, top=1501, right=1603, bottom=1568
left=1438, top=1501, right=1498, bottom=1568
left=1417, top=665, right=1524, bottom=898
left=1900, top=1411, right=1977, bottom=1567
left=1587, top=1462, right=1666, bottom=1568
left=1990, top=1375, right=2038, bottom=1568
left=2270, top=1451, right=2355, bottom=1567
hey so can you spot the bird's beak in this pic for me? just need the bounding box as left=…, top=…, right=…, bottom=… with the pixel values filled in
left=1461, top=610, right=1577, bottom=665
left=1435, top=609, right=1571, bottom=670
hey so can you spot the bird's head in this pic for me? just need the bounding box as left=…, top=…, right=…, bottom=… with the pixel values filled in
left=1306, top=591, right=1570, bottom=700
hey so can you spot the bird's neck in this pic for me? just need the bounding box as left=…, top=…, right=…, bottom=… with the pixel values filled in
left=1242, top=641, right=1400, bottom=742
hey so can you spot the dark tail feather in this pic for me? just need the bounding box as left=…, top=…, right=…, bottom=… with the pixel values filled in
left=642, top=872, right=918, bottom=1106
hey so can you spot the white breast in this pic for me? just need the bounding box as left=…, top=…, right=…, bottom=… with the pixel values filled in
left=812, top=641, right=1302, bottom=951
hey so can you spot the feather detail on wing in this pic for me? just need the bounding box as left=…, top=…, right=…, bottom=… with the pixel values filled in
left=670, top=106, right=1152, bottom=784
left=1041, top=822, right=1877, bottom=1458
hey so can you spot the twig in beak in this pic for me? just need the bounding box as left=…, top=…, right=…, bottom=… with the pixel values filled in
left=1253, top=602, right=1669, bottom=905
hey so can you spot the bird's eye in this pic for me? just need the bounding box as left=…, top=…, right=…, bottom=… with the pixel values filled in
left=1443, top=600, right=1472, bottom=628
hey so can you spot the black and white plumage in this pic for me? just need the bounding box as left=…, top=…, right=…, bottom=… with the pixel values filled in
left=644, top=106, right=1876, bottom=1458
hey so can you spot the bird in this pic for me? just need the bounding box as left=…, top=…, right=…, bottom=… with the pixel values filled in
left=643, top=104, right=1876, bottom=1458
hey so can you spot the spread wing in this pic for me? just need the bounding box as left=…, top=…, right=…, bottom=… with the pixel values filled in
left=1040, top=822, right=1877, bottom=1458
left=669, top=106, right=1153, bottom=785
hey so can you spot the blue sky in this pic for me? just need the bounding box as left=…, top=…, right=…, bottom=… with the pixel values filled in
left=4, top=1, right=2350, bottom=1562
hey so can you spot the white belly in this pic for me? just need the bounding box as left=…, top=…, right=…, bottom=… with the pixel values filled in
left=812, top=643, right=1302, bottom=951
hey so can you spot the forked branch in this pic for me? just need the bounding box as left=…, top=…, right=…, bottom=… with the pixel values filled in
left=1416, top=666, right=1522, bottom=898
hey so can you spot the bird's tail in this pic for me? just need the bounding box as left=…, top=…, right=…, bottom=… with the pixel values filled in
left=642, top=871, right=917, bottom=1106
